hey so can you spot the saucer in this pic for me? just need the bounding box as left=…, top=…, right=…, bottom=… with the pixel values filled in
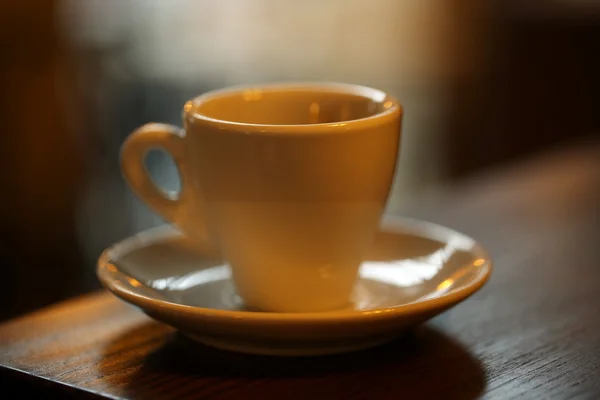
left=97, top=217, right=492, bottom=356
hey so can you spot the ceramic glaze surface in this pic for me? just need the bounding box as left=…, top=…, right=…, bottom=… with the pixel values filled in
left=120, top=82, right=402, bottom=312
left=98, top=217, right=492, bottom=356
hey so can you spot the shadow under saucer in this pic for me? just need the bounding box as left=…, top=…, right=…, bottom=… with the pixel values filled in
left=98, top=321, right=486, bottom=400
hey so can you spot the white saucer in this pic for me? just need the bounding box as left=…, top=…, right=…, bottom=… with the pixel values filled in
left=97, top=217, right=492, bottom=356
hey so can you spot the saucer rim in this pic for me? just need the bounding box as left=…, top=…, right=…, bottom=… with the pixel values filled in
left=97, top=216, right=492, bottom=323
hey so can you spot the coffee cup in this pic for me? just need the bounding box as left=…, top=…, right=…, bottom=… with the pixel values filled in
left=120, top=82, right=402, bottom=312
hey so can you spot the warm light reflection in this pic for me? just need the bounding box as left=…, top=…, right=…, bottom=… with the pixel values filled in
left=309, top=102, right=320, bottom=123
left=127, top=278, right=142, bottom=287
left=383, top=101, right=393, bottom=109
left=422, top=264, right=475, bottom=300
left=437, top=278, right=454, bottom=291
left=145, top=240, right=478, bottom=293
left=360, top=237, right=473, bottom=288
left=361, top=243, right=451, bottom=286
left=106, top=263, right=117, bottom=272
left=328, top=123, right=348, bottom=127
left=149, top=265, right=230, bottom=291
left=309, top=102, right=320, bottom=114
left=447, top=235, right=475, bottom=251
left=149, top=277, right=176, bottom=290
left=183, top=101, right=193, bottom=113
left=360, top=260, right=441, bottom=287
left=243, top=89, right=262, bottom=101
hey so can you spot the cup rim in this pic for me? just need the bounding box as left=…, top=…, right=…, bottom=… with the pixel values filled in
left=184, top=82, right=402, bottom=134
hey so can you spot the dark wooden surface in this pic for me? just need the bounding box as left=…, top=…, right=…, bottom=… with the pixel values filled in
left=1, top=139, right=600, bottom=399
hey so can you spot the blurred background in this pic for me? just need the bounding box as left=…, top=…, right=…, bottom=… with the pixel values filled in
left=1, top=0, right=598, bottom=320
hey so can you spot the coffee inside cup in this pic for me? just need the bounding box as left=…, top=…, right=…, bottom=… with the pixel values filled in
left=192, top=85, right=391, bottom=125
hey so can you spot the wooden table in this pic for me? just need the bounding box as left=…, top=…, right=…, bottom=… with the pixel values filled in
left=2, top=139, right=600, bottom=399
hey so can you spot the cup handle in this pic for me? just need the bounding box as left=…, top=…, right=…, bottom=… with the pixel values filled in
left=120, top=123, right=209, bottom=244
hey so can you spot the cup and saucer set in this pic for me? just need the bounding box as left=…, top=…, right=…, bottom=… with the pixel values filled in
left=97, top=83, right=492, bottom=357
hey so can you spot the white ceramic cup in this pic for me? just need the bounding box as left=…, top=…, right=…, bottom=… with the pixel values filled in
left=120, top=82, right=402, bottom=312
